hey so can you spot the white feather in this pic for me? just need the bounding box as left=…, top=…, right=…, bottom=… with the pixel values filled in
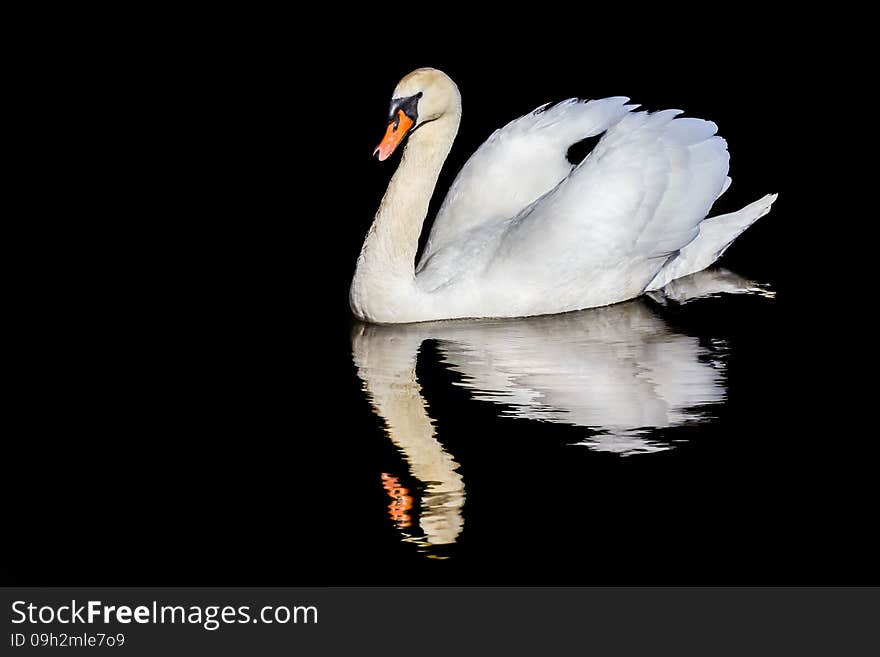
left=419, top=97, right=633, bottom=264
left=417, top=105, right=761, bottom=318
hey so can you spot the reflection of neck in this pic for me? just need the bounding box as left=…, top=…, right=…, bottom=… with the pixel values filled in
left=351, top=326, right=464, bottom=545
left=350, top=112, right=460, bottom=323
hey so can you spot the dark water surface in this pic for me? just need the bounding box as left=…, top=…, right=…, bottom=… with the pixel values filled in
left=9, top=250, right=872, bottom=586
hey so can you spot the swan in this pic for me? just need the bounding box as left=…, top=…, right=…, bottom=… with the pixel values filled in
left=350, top=68, right=777, bottom=324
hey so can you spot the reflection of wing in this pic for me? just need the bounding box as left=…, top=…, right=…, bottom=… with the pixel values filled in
left=418, top=97, right=634, bottom=268
left=432, top=301, right=724, bottom=454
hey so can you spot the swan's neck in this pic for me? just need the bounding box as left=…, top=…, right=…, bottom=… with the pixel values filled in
left=351, top=111, right=460, bottom=323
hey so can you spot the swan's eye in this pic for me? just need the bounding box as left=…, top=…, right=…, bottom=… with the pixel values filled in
left=375, top=92, right=421, bottom=161
left=388, top=92, right=422, bottom=125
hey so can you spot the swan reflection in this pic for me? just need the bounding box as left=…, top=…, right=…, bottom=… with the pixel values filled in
left=351, top=269, right=770, bottom=550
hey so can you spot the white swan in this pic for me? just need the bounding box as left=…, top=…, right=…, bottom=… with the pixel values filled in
left=350, top=68, right=777, bottom=324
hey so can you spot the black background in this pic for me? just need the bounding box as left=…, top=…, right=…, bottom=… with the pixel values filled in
left=5, top=10, right=872, bottom=586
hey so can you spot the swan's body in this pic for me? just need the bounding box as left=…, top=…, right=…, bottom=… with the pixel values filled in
left=351, top=68, right=776, bottom=324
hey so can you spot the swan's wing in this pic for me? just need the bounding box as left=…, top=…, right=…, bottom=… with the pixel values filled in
left=482, top=109, right=732, bottom=313
left=417, top=97, right=635, bottom=269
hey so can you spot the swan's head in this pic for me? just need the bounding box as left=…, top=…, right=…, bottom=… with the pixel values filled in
left=374, top=68, right=461, bottom=161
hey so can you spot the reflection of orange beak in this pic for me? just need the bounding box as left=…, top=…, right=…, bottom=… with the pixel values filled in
left=373, top=110, right=414, bottom=161
left=381, top=472, right=413, bottom=528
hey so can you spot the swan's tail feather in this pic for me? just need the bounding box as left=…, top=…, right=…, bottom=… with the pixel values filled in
left=645, top=193, right=778, bottom=291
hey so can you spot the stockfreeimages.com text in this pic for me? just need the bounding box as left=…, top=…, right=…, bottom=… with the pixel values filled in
left=11, top=600, right=317, bottom=631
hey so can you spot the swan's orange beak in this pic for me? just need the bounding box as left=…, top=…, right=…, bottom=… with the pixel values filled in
left=374, top=110, right=414, bottom=161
